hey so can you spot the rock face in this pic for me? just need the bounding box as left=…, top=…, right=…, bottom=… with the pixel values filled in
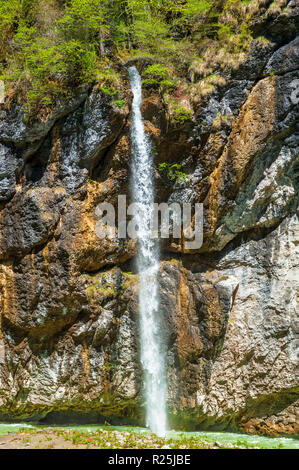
left=0, top=14, right=298, bottom=435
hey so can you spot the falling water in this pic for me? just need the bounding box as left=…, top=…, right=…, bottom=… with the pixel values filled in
left=128, top=66, right=167, bottom=436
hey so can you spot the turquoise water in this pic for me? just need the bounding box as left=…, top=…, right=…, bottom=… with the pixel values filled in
left=0, top=423, right=298, bottom=449
left=167, top=430, right=299, bottom=449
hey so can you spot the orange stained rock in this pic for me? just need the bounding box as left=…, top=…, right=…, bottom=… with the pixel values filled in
left=206, top=77, right=277, bottom=238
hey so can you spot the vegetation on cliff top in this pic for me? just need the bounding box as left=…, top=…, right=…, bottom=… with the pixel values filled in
left=0, top=0, right=289, bottom=118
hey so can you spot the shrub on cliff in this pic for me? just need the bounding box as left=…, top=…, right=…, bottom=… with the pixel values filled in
left=142, top=64, right=176, bottom=92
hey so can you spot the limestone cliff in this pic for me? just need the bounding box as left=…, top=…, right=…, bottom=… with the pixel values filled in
left=0, top=5, right=298, bottom=436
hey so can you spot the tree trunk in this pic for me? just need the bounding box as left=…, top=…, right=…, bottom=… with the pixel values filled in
left=98, top=27, right=105, bottom=58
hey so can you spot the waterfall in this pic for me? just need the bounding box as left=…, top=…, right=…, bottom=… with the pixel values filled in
left=128, top=66, right=167, bottom=437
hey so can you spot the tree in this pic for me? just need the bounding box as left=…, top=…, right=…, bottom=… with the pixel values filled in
left=59, top=0, right=108, bottom=56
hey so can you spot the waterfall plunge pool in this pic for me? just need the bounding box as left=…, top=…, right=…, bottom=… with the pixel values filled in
left=0, top=423, right=298, bottom=449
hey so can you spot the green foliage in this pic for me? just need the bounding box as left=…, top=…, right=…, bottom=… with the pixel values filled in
left=0, top=0, right=118, bottom=116
left=60, top=39, right=98, bottom=83
left=58, top=0, right=106, bottom=41
left=99, top=86, right=118, bottom=95
left=182, top=0, right=212, bottom=17
left=172, top=104, right=192, bottom=123
left=158, top=162, right=187, bottom=183
left=144, top=64, right=170, bottom=80
left=217, top=0, right=252, bottom=51
left=0, top=0, right=23, bottom=34
left=143, top=65, right=166, bottom=87
left=142, top=64, right=175, bottom=92
left=113, top=99, right=126, bottom=108
left=134, top=16, right=169, bottom=51
left=96, top=65, right=122, bottom=95
left=103, top=361, right=114, bottom=371
left=0, top=0, right=261, bottom=117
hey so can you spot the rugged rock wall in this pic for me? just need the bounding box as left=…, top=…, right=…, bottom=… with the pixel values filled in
left=0, top=6, right=298, bottom=435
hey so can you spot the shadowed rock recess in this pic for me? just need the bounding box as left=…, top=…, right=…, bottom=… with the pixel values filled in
left=0, top=12, right=298, bottom=436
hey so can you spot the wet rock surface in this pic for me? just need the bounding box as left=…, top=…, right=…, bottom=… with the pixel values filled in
left=0, top=18, right=298, bottom=436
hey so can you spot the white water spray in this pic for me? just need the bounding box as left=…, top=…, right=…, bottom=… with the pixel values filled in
left=128, top=66, right=167, bottom=436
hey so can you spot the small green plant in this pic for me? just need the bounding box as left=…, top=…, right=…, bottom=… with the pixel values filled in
left=172, top=104, right=192, bottom=123
left=200, top=357, right=206, bottom=368
left=87, top=176, right=97, bottom=183
left=113, top=99, right=126, bottom=108
left=158, top=162, right=187, bottom=183
left=99, top=86, right=118, bottom=96
left=142, top=64, right=175, bottom=91
left=103, top=361, right=114, bottom=371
